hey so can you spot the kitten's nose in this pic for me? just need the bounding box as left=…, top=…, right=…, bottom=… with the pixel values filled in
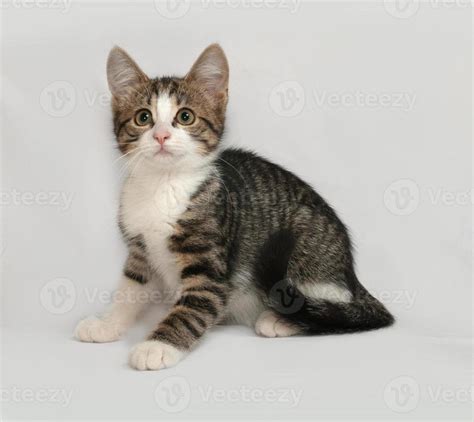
left=153, top=129, right=171, bottom=146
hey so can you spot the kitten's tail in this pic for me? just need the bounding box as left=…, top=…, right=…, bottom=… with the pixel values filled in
left=267, top=274, right=395, bottom=335
left=255, top=229, right=394, bottom=335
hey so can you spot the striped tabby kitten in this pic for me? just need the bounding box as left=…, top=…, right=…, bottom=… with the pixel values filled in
left=75, top=44, right=394, bottom=370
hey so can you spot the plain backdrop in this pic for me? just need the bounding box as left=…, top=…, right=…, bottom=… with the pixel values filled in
left=1, top=1, right=472, bottom=420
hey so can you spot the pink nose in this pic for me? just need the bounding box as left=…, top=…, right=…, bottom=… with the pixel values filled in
left=153, top=129, right=171, bottom=145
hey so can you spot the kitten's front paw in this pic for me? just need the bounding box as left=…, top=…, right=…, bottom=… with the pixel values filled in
left=74, top=316, right=124, bottom=343
left=129, top=340, right=184, bottom=371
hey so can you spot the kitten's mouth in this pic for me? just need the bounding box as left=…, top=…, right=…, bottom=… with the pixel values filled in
left=154, top=148, right=173, bottom=157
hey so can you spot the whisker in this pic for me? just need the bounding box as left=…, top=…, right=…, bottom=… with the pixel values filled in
left=217, top=157, right=246, bottom=182
left=127, top=151, right=148, bottom=177
left=210, top=169, right=232, bottom=204
left=113, top=145, right=155, bottom=166
left=116, top=146, right=155, bottom=175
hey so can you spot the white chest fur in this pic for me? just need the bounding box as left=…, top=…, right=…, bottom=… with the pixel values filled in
left=120, top=163, right=211, bottom=289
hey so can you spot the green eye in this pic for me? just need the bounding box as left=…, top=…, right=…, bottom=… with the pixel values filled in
left=135, top=109, right=152, bottom=126
left=176, top=108, right=195, bottom=125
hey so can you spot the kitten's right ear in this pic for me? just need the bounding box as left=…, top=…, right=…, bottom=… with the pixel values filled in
left=107, top=46, right=149, bottom=97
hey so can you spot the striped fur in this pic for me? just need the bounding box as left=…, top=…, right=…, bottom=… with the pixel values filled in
left=75, top=44, right=394, bottom=370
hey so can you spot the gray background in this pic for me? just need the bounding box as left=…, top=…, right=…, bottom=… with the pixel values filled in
left=1, top=0, right=472, bottom=420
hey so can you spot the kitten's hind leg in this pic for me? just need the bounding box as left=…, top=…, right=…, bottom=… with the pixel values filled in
left=75, top=276, right=153, bottom=343
left=255, top=310, right=301, bottom=338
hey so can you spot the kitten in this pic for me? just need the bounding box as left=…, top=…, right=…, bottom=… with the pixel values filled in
left=75, top=44, right=394, bottom=370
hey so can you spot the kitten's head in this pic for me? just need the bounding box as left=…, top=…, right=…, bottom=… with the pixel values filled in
left=107, top=44, right=229, bottom=170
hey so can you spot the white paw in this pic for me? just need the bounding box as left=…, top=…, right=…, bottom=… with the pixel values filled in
left=74, top=316, right=125, bottom=343
left=129, top=340, right=184, bottom=371
left=255, top=310, right=300, bottom=338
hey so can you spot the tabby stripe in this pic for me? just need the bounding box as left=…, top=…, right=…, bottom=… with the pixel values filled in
left=124, top=128, right=136, bottom=137
left=181, top=261, right=221, bottom=280
left=146, top=88, right=153, bottom=105
left=117, top=118, right=131, bottom=136
left=181, top=291, right=226, bottom=308
left=188, top=312, right=207, bottom=329
left=172, top=243, right=213, bottom=254
left=177, top=294, right=218, bottom=318
left=171, top=306, right=209, bottom=328
left=168, top=85, right=177, bottom=98
left=195, top=136, right=211, bottom=146
left=129, top=249, right=146, bottom=261
left=176, top=91, right=186, bottom=106
left=169, top=313, right=202, bottom=338
left=172, top=231, right=221, bottom=244
left=185, top=284, right=227, bottom=302
left=199, top=116, right=219, bottom=136
left=130, top=236, right=146, bottom=250
left=176, top=218, right=205, bottom=229
left=124, top=269, right=147, bottom=284
left=149, top=327, right=184, bottom=347
left=126, top=256, right=147, bottom=272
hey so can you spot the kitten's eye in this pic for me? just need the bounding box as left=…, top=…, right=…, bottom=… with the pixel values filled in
left=134, top=109, right=152, bottom=126
left=176, top=108, right=195, bottom=126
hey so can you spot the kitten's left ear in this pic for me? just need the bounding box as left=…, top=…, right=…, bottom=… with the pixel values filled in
left=107, top=46, right=149, bottom=97
left=185, top=44, right=229, bottom=103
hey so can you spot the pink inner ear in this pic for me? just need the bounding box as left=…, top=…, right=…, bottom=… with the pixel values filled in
left=186, top=45, right=229, bottom=96
left=107, top=46, right=148, bottom=97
